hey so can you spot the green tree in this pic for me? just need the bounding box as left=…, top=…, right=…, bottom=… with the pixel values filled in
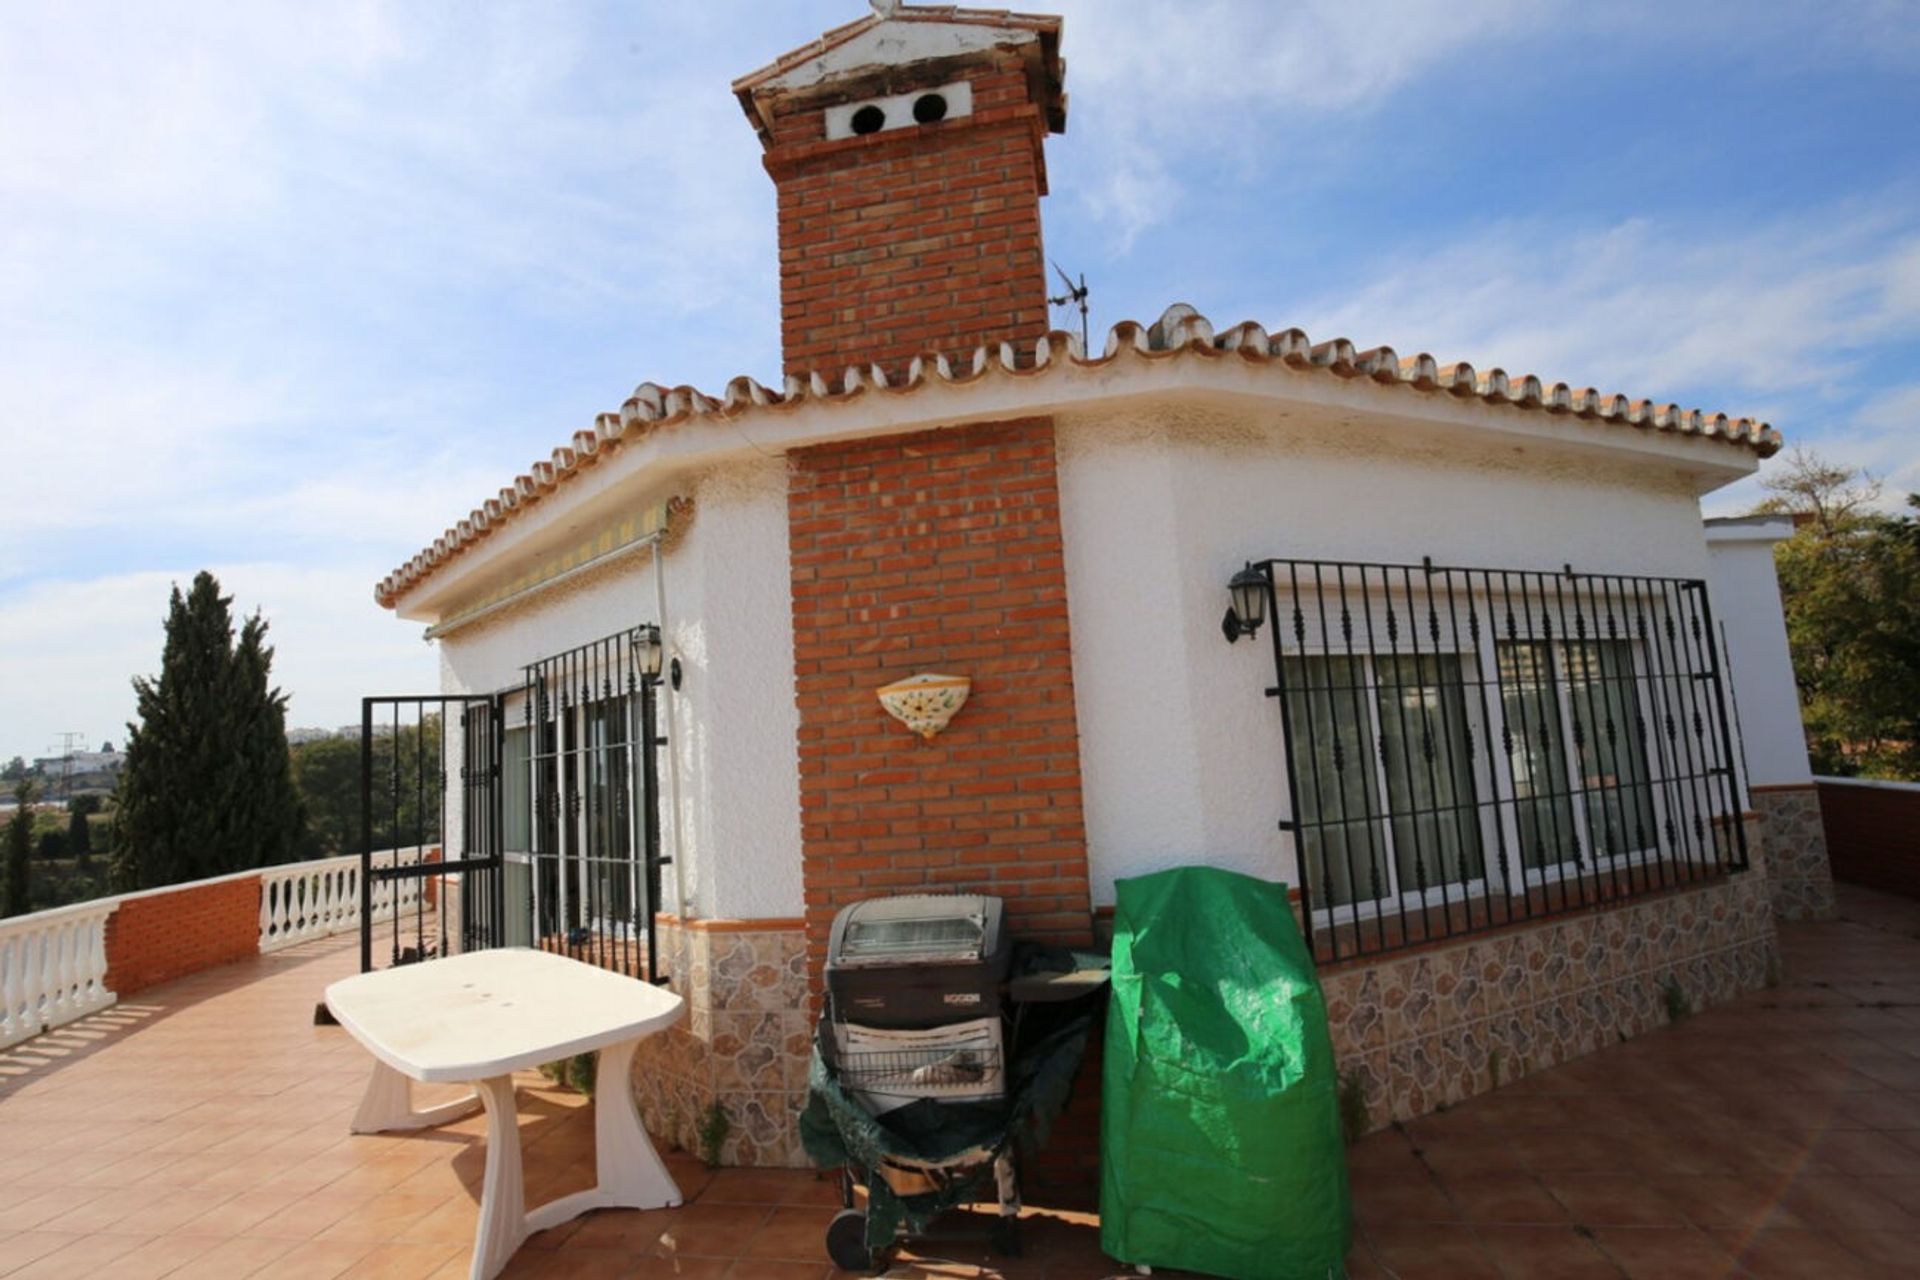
left=67, top=803, right=93, bottom=864
left=290, top=720, right=443, bottom=859
left=36, top=829, right=66, bottom=861
left=291, top=735, right=360, bottom=858
left=110, top=572, right=308, bottom=891
left=4, top=779, right=32, bottom=916
left=1, top=757, right=24, bottom=782
left=1760, top=454, right=1920, bottom=779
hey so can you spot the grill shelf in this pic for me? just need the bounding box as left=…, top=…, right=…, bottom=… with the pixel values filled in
left=838, top=1046, right=1004, bottom=1093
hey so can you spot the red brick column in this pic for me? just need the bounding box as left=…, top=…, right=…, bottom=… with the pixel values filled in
left=105, top=875, right=261, bottom=997
left=788, top=416, right=1093, bottom=981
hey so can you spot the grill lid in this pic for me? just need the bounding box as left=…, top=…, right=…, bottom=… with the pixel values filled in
left=832, top=894, right=997, bottom=968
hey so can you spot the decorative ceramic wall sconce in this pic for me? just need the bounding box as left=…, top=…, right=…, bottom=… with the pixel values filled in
left=876, top=673, right=971, bottom=741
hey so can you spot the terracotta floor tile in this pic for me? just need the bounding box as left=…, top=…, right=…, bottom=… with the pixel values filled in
left=743, top=1205, right=839, bottom=1261
left=1442, top=1171, right=1573, bottom=1224
left=103, top=1231, right=228, bottom=1280
left=1647, top=1172, right=1809, bottom=1232
left=9, top=887, right=1920, bottom=1280
left=1539, top=1172, right=1691, bottom=1227
left=659, top=1203, right=776, bottom=1258
left=1507, top=1128, right=1641, bottom=1174
left=704, top=1168, right=812, bottom=1205
left=1807, top=1129, right=1920, bottom=1177
left=1414, top=1130, right=1535, bottom=1175
left=1362, top=1223, right=1501, bottom=1279
left=333, top=1240, right=464, bottom=1279
left=1589, top=1225, right=1742, bottom=1279
left=262, top=1237, right=380, bottom=1280
left=1776, top=1174, right=1920, bottom=1234
left=176, top=1232, right=302, bottom=1279
left=1474, top=1224, right=1626, bottom=1278
left=1709, top=1226, right=1895, bottom=1279
left=1831, top=1229, right=1920, bottom=1269
left=1351, top=1171, right=1460, bottom=1226
left=3, top=1228, right=152, bottom=1279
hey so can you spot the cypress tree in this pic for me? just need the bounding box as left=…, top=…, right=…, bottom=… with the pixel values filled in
left=232, top=612, right=306, bottom=868
left=67, top=803, right=93, bottom=865
left=3, top=780, right=31, bottom=917
left=111, top=572, right=307, bottom=891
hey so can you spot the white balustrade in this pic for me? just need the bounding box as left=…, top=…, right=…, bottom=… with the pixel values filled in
left=258, top=849, right=431, bottom=953
left=0, top=900, right=116, bottom=1050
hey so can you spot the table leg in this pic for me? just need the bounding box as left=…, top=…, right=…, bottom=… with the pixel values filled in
left=520, top=1037, right=683, bottom=1232
left=350, top=1060, right=483, bottom=1135
left=470, top=1074, right=527, bottom=1280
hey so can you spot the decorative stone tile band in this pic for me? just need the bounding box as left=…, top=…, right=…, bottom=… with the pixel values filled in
left=1753, top=784, right=1837, bottom=921
left=627, top=918, right=811, bottom=1168
left=1321, top=869, right=1778, bottom=1133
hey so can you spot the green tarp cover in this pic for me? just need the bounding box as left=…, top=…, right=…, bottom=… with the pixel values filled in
left=1100, top=867, right=1351, bottom=1279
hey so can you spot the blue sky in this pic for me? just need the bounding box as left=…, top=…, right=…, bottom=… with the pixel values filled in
left=2, top=0, right=1917, bottom=762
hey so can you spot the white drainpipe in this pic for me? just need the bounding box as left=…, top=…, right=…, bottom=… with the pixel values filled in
left=652, top=540, right=692, bottom=926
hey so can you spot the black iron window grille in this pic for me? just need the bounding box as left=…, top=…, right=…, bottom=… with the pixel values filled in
left=522, top=626, right=669, bottom=983
left=1248, top=558, right=1749, bottom=964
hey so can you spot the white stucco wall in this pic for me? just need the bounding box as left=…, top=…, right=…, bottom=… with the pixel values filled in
left=433, top=458, right=804, bottom=922
left=1704, top=516, right=1811, bottom=787
left=1055, top=402, right=1729, bottom=907
left=657, top=459, right=805, bottom=920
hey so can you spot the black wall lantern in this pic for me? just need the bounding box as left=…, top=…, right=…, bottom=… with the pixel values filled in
left=1222, top=563, right=1268, bottom=643
left=636, top=623, right=665, bottom=682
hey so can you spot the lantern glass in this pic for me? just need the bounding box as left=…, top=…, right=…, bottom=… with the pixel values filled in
left=1228, top=565, right=1267, bottom=632
left=636, top=624, right=664, bottom=679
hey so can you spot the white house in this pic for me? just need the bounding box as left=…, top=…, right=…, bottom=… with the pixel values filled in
left=372, top=4, right=1823, bottom=1172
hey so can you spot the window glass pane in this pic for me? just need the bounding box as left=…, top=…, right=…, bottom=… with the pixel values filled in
left=502, top=727, right=531, bottom=853
left=1496, top=642, right=1579, bottom=869
left=1282, top=656, right=1387, bottom=907
left=1563, top=641, right=1658, bottom=856
left=1373, top=654, right=1484, bottom=891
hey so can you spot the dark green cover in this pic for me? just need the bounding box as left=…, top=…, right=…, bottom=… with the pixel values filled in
left=1100, top=867, right=1351, bottom=1279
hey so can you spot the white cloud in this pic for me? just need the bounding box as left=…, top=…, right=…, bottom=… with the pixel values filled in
left=1287, top=203, right=1920, bottom=520
left=1290, top=207, right=1920, bottom=407
left=0, top=562, right=438, bottom=758
left=1044, top=0, right=1564, bottom=245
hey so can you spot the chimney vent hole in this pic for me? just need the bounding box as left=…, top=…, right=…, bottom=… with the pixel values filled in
left=851, top=104, right=887, bottom=135
left=912, top=92, right=949, bottom=124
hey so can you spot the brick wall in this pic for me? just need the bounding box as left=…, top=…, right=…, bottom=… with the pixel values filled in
left=104, top=875, right=261, bottom=997
left=763, top=58, right=1051, bottom=381
left=1819, top=780, right=1920, bottom=899
left=788, top=415, right=1093, bottom=982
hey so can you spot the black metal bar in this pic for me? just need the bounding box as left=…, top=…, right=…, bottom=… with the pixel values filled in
left=1691, top=583, right=1749, bottom=871
left=1265, top=564, right=1324, bottom=959
left=641, top=666, right=663, bottom=984
left=360, top=698, right=374, bottom=973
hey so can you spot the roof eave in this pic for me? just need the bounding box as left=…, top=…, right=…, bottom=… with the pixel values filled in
left=385, top=354, right=1762, bottom=623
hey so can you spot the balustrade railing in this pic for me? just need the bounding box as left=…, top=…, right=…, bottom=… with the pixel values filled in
left=0, top=851, right=431, bottom=1052
left=0, top=900, right=115, bottom=1050
left=260, top=850, right=427, bottom=954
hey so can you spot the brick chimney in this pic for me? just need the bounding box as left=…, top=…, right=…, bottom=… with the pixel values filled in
left=734, top=6, right=1067, bottom=382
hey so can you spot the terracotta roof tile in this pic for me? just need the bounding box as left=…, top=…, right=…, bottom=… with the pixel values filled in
left=375, top=303, right=1781, bottom=608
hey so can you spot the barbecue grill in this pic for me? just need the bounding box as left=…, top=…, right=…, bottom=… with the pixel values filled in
left=810, top=893, right=1105, bottom=1273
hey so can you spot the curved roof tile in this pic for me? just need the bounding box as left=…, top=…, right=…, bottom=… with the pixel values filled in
left=375, top=303, right=1781, bottom=608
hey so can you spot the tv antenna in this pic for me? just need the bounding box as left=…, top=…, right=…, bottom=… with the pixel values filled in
left=1048, top=261, right=1091, bottom=353
left=45, top=730, right=86, bottom=802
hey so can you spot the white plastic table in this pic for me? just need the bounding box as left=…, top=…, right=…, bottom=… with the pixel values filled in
left=325, top=948, right=685, bottom=1280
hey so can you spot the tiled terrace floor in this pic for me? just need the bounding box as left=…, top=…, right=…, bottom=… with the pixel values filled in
left=2, top=885, right=1918, bottom=1278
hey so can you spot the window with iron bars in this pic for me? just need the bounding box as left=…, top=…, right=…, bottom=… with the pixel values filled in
left=1251, top=559, right=1749, bottom=964
left=518, top=627, right=666, bottom=982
